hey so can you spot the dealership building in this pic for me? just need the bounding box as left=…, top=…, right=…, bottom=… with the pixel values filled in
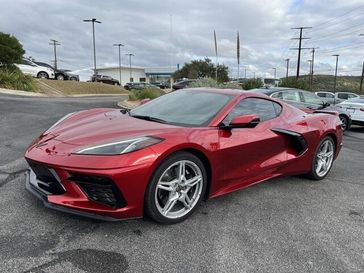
left=95, top=66, right=176, bottom=85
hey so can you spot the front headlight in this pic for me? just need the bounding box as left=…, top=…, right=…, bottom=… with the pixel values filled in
left=74, top=136, right=164, bottom=155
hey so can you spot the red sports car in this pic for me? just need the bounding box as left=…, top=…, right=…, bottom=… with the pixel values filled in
left=25, top=88, right=343, bottom=224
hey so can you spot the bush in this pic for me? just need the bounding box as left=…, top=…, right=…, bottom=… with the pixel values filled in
left=280, top=77, right=310, bottom=90
left=0, top=66, right=37, bottom=91
left=129, top=88, right=164, bottom=101
left=241, top=78, right=263, bottom=90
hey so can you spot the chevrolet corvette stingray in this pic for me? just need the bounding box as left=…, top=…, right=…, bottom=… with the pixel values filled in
left=25, top=88, right=343, bottom=224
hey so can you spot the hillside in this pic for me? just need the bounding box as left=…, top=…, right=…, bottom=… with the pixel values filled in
left=290, top=74, right=362, bottom=93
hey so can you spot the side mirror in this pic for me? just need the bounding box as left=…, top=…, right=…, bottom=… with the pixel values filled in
left=226, top=114, right=260, bottom=129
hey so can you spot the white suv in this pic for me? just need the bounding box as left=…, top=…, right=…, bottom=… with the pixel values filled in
left=15, top=59, right=55, bottom=79
left=316, top=91, right=359, bottom=104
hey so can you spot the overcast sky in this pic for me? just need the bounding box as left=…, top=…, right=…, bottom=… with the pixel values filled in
left=1, top=0, right=364, bottom=80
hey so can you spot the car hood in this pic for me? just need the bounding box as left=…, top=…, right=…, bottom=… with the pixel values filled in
left=50, top=108, right=181, bottom=146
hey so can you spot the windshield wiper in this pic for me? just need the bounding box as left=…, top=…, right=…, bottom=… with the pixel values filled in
left=120, top=108, right=131, bottom=116
left=131, top=114, right=168, bottom=124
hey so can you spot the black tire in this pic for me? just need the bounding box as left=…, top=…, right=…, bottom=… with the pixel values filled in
left=306, top=136, right=335, bottom=180
left=56, top=74, right=65, bottom=80
left=114, top=82, right=118, bottom=86
left=339, top=115, right=349, bottom=131
left=144, top=152, right=207, bottom=224
left=37, top=71, right=49, bottom=79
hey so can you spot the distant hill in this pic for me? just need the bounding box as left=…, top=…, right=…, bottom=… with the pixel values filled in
left=284, top=75, right=363, bottom=94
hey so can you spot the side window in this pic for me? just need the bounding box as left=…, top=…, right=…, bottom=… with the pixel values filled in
left=348, top=94, right=357, bottom=99
left=21, top=60, right=31, bottom=65
left=327, top=93, right=334, bottom=98
left=271, top=92, right=283, bottom=99
left=301, top=91, right=323, bottom=105
left=223, top=98, right=281, bottom=125
left=316, top=92, right=325, bottom=98
left=281, top=90, right=300, bottom=102
left=338, top=93, right=348, bottom=100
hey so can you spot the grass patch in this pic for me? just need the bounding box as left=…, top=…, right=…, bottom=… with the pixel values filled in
left=37, top=79, right=129, bottom=95
left=0, top=66, right=37, bottom=91
left=129, top=88, right=165, bottom=101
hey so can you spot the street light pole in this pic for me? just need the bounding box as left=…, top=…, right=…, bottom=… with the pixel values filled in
left=272, top=67, right=276, bottom=79
left=332, top=54, right=339, bottom=104
left=125, top=53, right=134, bottom=82
left=285, top=58, right=290, bottom=78
left=83, top=18, right=102, bottom=76
left=113, top=43, right=124, bottom=85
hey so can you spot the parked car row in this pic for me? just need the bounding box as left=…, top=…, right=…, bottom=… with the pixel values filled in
left=124, top=82, right=160, bottom=90
left=15, top=58, right=79, bottom=81
left=253, top=87, right=353, bottom=131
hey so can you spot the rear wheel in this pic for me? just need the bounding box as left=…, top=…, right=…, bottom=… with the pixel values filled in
left=56, top=74, right=65, bottom=80
left=306, top=136, right=335, bottom=180
left=339, top=115, right=349, bottom=131
left=145, top=152, right=207, bottom=224
left=37, top=71, right=49, bottom=79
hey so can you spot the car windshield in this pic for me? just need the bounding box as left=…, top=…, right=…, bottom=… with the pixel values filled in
left=130, top=89, right=234, bottom=126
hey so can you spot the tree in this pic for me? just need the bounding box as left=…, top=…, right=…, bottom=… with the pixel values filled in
left=173, top=58, right=229, bottom=83
left=0, top=32, right=25, bottom=67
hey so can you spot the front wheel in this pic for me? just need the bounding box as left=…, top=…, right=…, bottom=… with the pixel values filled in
left=37, top=71, right=49, bottom=79
left=306, top=136, right=335, bottom=180
left=145, top=152, right=207, bottom=224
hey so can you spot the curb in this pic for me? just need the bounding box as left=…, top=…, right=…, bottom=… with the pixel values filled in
left=117, top=100, right=136, bottom=109
left=0, top=88, right=45, bottom=97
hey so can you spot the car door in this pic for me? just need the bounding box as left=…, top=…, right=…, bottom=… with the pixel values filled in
left=18, top=60, right=37, bottom=76
left=215, top=97, right=287, bottom=191
left=300, top=90, right=325, bottom=110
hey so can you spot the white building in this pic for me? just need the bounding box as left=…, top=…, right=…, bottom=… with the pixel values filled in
left=95, top=66, right=176, bottom=85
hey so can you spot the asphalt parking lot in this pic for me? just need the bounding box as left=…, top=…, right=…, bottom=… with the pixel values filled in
left=0, top=93, right=363, bottom=273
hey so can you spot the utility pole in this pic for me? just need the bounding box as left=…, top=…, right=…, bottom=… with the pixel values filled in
left=125, top=53, right=134, bottom=82
left=290, top=27, right=312, bottom=78
left=333, top=54, right=339, bottom=104
left=113, top=43, right=124, bottom=85
left=83, top=18, right=102, bottom=76
left=49, top=39, right=60, bottom=70
left=285, top=58, right=290, bottom=78
left=244, top=68, right=247, bottom=79
left=360, top=61, right=364, bottom=94
left=253, top=72, right=256, bottom=79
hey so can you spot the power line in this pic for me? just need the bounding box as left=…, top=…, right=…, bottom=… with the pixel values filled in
left=312, top=3, right=364, bottom=30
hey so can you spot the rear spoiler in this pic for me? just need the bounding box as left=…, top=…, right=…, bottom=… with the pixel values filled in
left=312, top=110, right=339, bottom=116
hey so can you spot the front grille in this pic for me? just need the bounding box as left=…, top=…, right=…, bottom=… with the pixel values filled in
left=68, top=173, right=126, bottom=208
left=27, top=161, right=66, bottom=195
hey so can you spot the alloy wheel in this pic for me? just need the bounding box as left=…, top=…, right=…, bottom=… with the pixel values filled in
left=314, top=139, right=334, bottom=177
left=154, top=160, right=203, bottom=219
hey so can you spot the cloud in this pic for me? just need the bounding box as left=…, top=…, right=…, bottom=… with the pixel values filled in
left=0, top=0, right=363, bottom=80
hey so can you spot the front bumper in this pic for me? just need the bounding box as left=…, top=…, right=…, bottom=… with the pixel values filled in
left=25, top=169, right=121, bottom=221
left=24, top=157, right=152, bottom=221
